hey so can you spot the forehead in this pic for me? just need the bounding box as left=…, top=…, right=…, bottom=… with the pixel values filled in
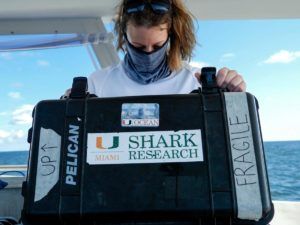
left=127, top=22, right=168, bottom=31
left=126, top=23, right=168, bottom=43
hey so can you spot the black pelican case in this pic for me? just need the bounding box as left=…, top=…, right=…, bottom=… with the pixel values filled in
left=21, top=67, right=274, bottom=225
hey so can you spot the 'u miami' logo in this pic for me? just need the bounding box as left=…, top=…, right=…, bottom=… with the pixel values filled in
left=96, top=136, right=119, bottom=150
left=122, top=119, right=132, bottom=125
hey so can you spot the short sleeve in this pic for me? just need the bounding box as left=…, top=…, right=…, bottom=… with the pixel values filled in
left=87, top=74, right=96, bottom=95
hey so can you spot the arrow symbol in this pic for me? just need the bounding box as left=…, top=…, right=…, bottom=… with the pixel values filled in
left=41, top=144, right=58, bottom=151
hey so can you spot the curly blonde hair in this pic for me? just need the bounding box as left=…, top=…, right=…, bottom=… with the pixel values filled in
left=114, top=0, right=196, bottom=71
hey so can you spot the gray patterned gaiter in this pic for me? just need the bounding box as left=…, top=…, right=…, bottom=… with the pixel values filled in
left=123, top=38, right=171, bottom=84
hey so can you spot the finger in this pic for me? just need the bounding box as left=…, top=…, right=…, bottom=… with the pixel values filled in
left=61, top=88, right=71, bottom=99
left=222, top=70, right=238, bottom=89
left=194, top=72, right=201, bottom=82
left=233, top=81, right=246, bottom=92
left=65, top=88, right=71, bottom=96
left=227, top=74, right=243, bottom=91
left=216, top=67, right=229, bottom=87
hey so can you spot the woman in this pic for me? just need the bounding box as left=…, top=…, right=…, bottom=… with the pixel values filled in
left=67, top=0, right=246, bottom=97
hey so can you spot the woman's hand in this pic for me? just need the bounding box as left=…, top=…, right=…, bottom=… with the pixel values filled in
left=195, top=67, right=246, bottom=92
left=60, top=88, right=71, bottom=99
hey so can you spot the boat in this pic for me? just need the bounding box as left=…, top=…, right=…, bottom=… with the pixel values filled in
left=0, top=0, right=299, bottom=224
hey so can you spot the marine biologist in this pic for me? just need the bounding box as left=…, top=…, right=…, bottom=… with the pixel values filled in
left=64, top=0, right=246, bottom=97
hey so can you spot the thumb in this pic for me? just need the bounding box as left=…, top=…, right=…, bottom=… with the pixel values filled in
left=194, top=72, right=201, bottom=82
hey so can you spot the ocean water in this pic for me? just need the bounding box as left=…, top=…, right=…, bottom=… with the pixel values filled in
left=264, top=141, right=300, bottom=201
left=0, top=141, right=299, bottom=201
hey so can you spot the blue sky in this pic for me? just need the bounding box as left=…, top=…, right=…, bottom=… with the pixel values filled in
left=1, top=19, right=300, bottom=151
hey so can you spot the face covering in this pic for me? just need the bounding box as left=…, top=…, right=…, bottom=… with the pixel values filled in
left=123, top=38, right=171, bottom=84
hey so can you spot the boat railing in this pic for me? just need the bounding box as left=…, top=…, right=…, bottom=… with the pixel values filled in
left=0, top=165, right=27, bottom=179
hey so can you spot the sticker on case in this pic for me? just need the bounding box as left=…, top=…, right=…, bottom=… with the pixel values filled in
left=121, top=103, right=159, bottom=127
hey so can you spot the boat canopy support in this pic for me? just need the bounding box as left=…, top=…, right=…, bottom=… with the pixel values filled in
left=0, top=17, right=120, bottom=68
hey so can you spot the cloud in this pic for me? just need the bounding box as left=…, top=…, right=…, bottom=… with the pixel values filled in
left=8, top=92, right=22, bottom=99
left=0, top=52, right=13, bottom=60
left=189, top=61, right=209, bottom=69
left=0, top=129, right=26, bottom=143
left=11, top=104, right=34, bottom=125
left=263, top=50, right=300, bottom=64
left=14, top=130, right=25, bottom=138
left=0, top=130, right=10, bottom=139
left=220, top=53, right=235, bottom=62
left=37, top=60, right=50, bottom=67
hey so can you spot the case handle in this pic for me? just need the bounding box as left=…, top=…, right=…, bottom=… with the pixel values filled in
left=200, top=67, right=228, bottom=93
left=69, top=77, right=88, bottom=99
left=200, top=67, right=217, bottom=88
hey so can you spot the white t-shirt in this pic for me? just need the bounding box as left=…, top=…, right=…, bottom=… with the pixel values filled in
left=88, top=61, right=201, bottom=97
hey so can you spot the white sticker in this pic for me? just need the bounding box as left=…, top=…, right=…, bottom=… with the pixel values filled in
left=35, top=128, right=61, bottom=202
left=225, top=92, right=262, bottom=221
left=87, top=130, right=203, bottom=165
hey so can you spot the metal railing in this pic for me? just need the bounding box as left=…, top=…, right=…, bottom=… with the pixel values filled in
left=0, top=165, right=27, bottom=177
